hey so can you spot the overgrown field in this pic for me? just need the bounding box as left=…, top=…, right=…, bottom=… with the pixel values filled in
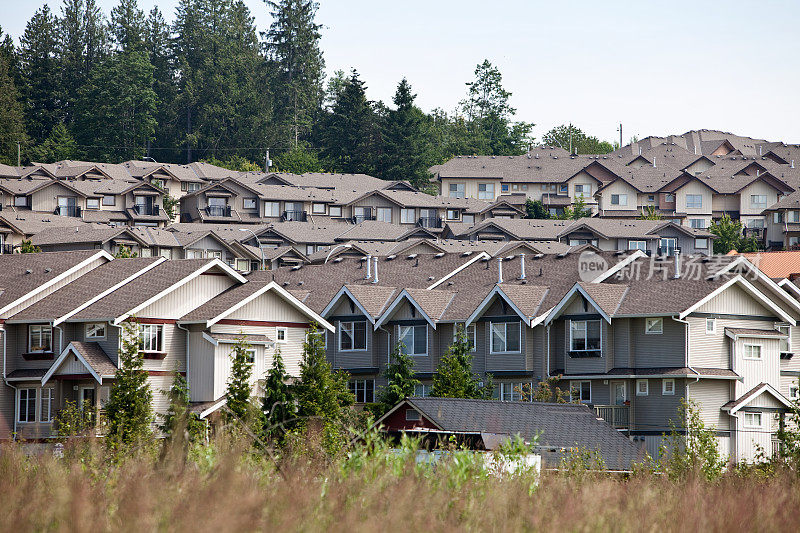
left=2, top=434, right=800, bottom=532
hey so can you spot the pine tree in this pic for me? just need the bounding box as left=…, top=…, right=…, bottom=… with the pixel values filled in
left=273, top=147, right=323, bottom=173
left=225, top=336, right=254, bottom=422
left=29, top=123, right=80, bottom=163
left=375, top=341, right=420, bottom=416
left=524, top=199, right=550, bottom=219
left=105, top=319, right=154, bottom=449
left=380, top=78, right=434, bottom=187
left=144, top=7, right=178, bottom=161
left=19, top=240, right=41, bottom=253
left=0, top=52, right=28, bottom=166
left=159, top=366, right=204, bottom=442
left=110, top=0, right=146, bottom=52
left=264, top=0, right=325, bottom=148
left=261, top=348, right=296, bottom=440
left=431, top=328, right=492, bottom=399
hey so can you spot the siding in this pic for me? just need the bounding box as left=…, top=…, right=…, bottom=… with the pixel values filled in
left=688, top=379, right=731, bottom=430
left=630, top=317, right=685, bottom=368
left=136, top=272, right=236, bottom=319
left=632, top=378, right=685, bottom=432
left=187, top=327, right=215, bottom=402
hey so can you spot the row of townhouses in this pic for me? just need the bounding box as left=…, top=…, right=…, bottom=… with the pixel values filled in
left=4, top=247, right=800, bottom=465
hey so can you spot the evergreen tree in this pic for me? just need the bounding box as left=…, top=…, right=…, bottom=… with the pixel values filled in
left=29, top=123, right=80, bottom=163
left=159, top=367, right=204, bottom=442
left=110, top=0, right=146, bottom=52
left=0, top=52, right=28, bottom=166
left=225, top=336, right=254, bottom=422
left=709, top=214, right=760, bottom=254
left=264, top=0, right=324, bottom=148
left=261, top=348, right=296, bottom=440
left=381, top=78, right=434, bottom=187
left=558, top=196, right=593, bottom=220
left=431, top=328, right=492, bottom=399
left=17, top=7, right=62, bottom=145
left=542, top=124, right=614, bottom=155
left=639, top=205, right=662, bottom=220
left=524, top=199, right=550, bottom=219
left=374, top=341, right=420, bottom=416
left=144, top=7, right=178, bottom=161
left=273, top=147, right=323, bottom=173
left=105, top=319, right=154, bottom=449
left=19, top=240, right=41, bottom=253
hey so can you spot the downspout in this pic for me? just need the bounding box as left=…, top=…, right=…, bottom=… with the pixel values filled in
left=671, top=315, right=698, bottom=398
left=176, top=322, right=191, bottom=394
left=545, top=323, right=551, bottom=378
left=2, top=327, right=18, bottom=438
left=53, top=321, right=63, bottom=356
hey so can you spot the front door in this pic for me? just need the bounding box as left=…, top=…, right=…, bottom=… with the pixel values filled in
left=612, top=382, right=626, bottom=405
left=58, top=196, right=77, bottom=216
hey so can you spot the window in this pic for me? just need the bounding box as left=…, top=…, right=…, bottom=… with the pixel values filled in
left=85, top=323, right=106, bottom=339
left=449, top=183, right=465, bottom=198
left=245, top=349, right=256, bottom=363
left=574, top=184, right=591, bottom=197
left=490, top=321, right=521, bottom=353
left=569, top=320, right=601, bottom=352
left=446, top=209, right=460, bottom=221
left=494, top=382, right=532, bottom=402
left=501, top=184, right=510, bottom=192
left=276, top=327, right=287, bottom=343
left=414, top=384, right=431, bottom=397
left=405, top=409, right=421, bottom=421
left=41, top=388, right=54, bottom=422
left=511, top=184, right=519, bottom=191
left=86, top=198, right=100, bottom=210
left=706, top=318, right=716, bottom=334
left=401, top=208, right=415, bottom=224
left=399, top=325, right=427, bottom=356
left=790, top=386, right=799, bottom=400
left=774, top=212, right=784, bottom=224
left=102, top=195, right=115, bottom=206
left=306, top=244, right=315, bottom=255
left=160, top=248, right=173, bottom=259
left=28, top=325, right=52, bottom=353
left=789, top=211, right=800, bottom=223
left=453, top=323, right=476, bottom=352
left=743, top=412, right=762, bottom=428
left=636, top=379, right=649, bottom=396
left=665, top=193, right=675, bottom=202
left=18, top=388, right=37, bottom=423
left=628, top=240, right=647, bottom=251
left=139, top=324, right=163, bottom=352
left=743, top=344, right=762, bottom=360
left=690, top=218, right=705, bottom=229
left=311, top=203, right=326, bottom=215
left=348, top=379, right=375, bottom=403
left=339, top=321, right=367, bottom=351
left=521, top=184, right=528, bottom=191
left=751, top=195, right=767, bottom=209
left=265, top=201, right=280, bottom=217
left=376, top=207, right=392, bottom=222
left=14, top=195, right=27, bottom=207
left=645, top=318, right=663, bottom=334
left=686, top=194, right=703, bottom=209
left=662, top=379, right=675, bottom=395
left=647, top=195, right=655, bottom=202
left=462, top=214, right=474, bottom=224
left=777, top=325, right=791, bottom=355
left=695, top=238, right=708, bottom=249
left=241, top=198, right=256, bottom=210
left=570, top=381, right=591, bottom=403
left=560, top=184, right=569, bottom=193
left=611, top=194, right=627, bottom=206
left=187, top=182, right=201, bottom=193
left=478, top=183, right=495, bottom=200
left=235, top=258, right=251, bottom=272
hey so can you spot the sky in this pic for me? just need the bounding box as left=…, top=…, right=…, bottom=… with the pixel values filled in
left=2, top=0, right=799, bottom=144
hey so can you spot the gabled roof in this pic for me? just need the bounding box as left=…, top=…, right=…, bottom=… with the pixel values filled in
left=374, top=288, right=456, bottom=329
left=42, top=342, right=116, bottom=385
left=721, top=382, right=794, bottom=413
left=321, top=284, right=398, bottom=322
left=465, top=284, right=549, bottom=327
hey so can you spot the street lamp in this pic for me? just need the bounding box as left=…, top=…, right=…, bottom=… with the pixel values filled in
left=324, top=243, right=352, bottom=264
left=238, top=228, right=265, bottom=271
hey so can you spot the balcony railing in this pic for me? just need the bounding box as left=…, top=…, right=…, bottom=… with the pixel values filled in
left=743, top=227, right=766, bottom=240
left=352, top=214, right=376, bottom=224
left=55, top=205, right=82, bottom=217
left=283, top=210, right=307, bottom=222
left=206, top=205, right=232, bottom=217
left=418, top=216, right=442, bottom=228
left=594, top=405, right=630, bottom=430
left=133, top=204, right=160, bottom=216
left=656, top=246, right=681, bottom=256
left=0, top=244, right=14, bottom=255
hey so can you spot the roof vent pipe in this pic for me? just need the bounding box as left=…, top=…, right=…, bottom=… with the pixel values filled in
left=520, top=253, right=526, bottom=279
left=673, top=249, right=681, bottom=279
left=792, top=160, right=795, bottom=169
left=372, top=256, right=379, bottom=284
left=497, top=258, right=503, bottom=284
left=365, top=254, right=371, bottom=279
left=653, top=157, right=656, bottom=168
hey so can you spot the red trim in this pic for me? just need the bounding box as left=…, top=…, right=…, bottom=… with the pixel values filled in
left=217, top=319, right=309, bottom=328
left=127, top=318, right=177, bottom=324
left=53, top=374, right=94, bottom=380
left=147, top=371, right=187, bottom=377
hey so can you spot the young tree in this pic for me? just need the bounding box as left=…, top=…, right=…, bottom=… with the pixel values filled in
left=29, top=123, right=81, bottom=163
left=114, top=244, right=138, bottom=258
left=261, top=348, right=296, bottom=440
left=19, top=240, right=41, bottom=253
left=639, top=205, right=662, bottom=220
left=0, top=52, right=27, bottom=165
left=159, top=366, right=204, bottom=442
left=709, top=214, right=759, bottom=254
left=541, top=124, right=614, bottom=154
left=105, top=319, right=154, bottom=448
left=225, top=336, right=254, bottom=422
left=374, top=341, right=421, bottom=416
left=522, top=375, right=570, bottom=403
left=524, top=199, right=550, bottom=219
left=559, top=196, right=592, bottom=220
left=431, top=328, right=492, bottom=399
left=661, top=398, right=724, bottom=482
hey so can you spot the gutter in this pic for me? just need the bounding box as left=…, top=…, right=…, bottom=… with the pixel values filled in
left=671, top=315, right=699, bottom=397
left=176, top=322, right=191, bottom=398
left=1, top=327, right=18, bottom=438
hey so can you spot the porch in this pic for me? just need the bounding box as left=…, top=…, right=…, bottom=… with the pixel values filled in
left=594, top=405, right=630, bottom=431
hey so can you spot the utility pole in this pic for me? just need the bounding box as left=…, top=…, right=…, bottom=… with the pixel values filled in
left=265, top=149, right=271, bottom=172
left=617, top=123, right=623, bottom=148
left=17, top=141, right=21, bottom=167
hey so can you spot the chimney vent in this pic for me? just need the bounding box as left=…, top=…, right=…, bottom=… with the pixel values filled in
left=365, top=254, right=372, bottom=279
left=520, top=253, right=526, bottom=279
left=497, top=258, right=503, bottom=284
left=673, top=250, right=681, bottom=279
left=372, top=256, right=379, bottom=284
left=792, top=160, right=795, bottom=169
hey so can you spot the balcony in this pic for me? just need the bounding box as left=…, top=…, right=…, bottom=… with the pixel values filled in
left=594, top=405, right=630, bottom=430
left=743, top=227, right=765, bottom=240
left=206, top=205, right=232, bottom=217
left=283, top=210, right=307, bottom=222
left=656, top=246, right=681, bottom=256
left=352, top=214, right=376, bottom=224
left=55, top=205, right=82, bottom=217
left=0, top=244, right=14, bottom=254
left=133, top=204, right=160, bottom=216
left=418, top=217, right=442, bottom=229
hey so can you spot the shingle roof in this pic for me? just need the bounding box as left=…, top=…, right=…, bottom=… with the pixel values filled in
left=724, top=327, right=787, bottom=338
left=69, top=341, right=116, bottom=377
left=209, top=332, right=272, bottom=343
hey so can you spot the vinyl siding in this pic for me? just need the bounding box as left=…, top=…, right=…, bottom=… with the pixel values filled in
left=732, top=336, right=781, bottom=394
left=187, top=327, right=215, bottom=402
left=136, top=272, right=236, bottom=319
left=630, top=317, right=685, bottom=368
left=688, top=379, right=731, bottom=430
left=632, top=378, right=685, bottom=432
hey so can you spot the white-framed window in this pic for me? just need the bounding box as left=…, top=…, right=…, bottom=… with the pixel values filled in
left=569, top=320, right=601, bottom=352
left=610, top=194, right=627, bottom=206
left=788, top=211, right=800, bottom=223
left=478, top=183, right=495, bottom=200
left=446, top=209, right=460, bottom=221
left=400, top=208, right=415, bottom=224
left=243, top=198, right=257, bottom=210
left=406, top=408, right=421, bottom=421
left=449, top=183, right=465, bottom=198
left=306, top=244, right=315, bottom=255
left=511, top=184, right=519, bottom=191
left=235, top=258, right=251, bottom=272
left=462, top=214, right=474, bottom=224
left=307, top=203, right=323, bottom=215
left=139, top=324, right=163, bottom=352
left=452, top=323, right=476, bottom=352
left=376, top=207, right=392, bottom=222
left=521, top=184, right=528, bottom=191
left=348, top=379, right=375, bottom=403
left=28, top=325, right=52, bottom=353
left=628, top=240, right=647, bottom=251
left=102, top=195, right=116, bottom=206
left=490, top=321, right=521, bottom=354
left=686, top=194, right=703, bottom=209
left=789, top=386, right=799, bottom=400
left=706, top=318, right=716, bottom=334
left=574, top=184, right=591, bottom=198
left=689, top=218, right=705, bottom=229
left=777, top=325, right=791, bottom=355
left=245, top=348, right=256, bottom=364
left=743, top=412, right=762, bottom=428
left=329, top=205, right=342, bottom=217
left=750, top=195, right=767, bottom=209
left=636, top=379, right=649, bottom=396
left=339, top=321, right=367, bottom=351
left=413, top=384, right=430, bottom=397
left=570, top=380, right=591, bottom=403
left=41, top=387, right=54, bottom=422
left=86, top=198, right=100, bottom=210
left=662, top=378, right=675, bottom=395
left=695, top=238, right=708, bottom=249
left=493, top=382, right=533, bottom=402
left=747, top=218, right=765, bottom=229
left=18, top=388, right=37, bottom=423
left=85, top=323, right=106, bottom=339
left=276, top=327, right=287, bottom=343
left=265, top=201, right=280, bottom=217
left=743, top=344, right=762, bottom=360
left=399, top=325, right=427, bottom=356
left=645, top=318, right=663, bottom=334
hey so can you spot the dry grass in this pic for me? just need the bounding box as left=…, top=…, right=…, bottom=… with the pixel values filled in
left=1, top=437, right=800, bottom=532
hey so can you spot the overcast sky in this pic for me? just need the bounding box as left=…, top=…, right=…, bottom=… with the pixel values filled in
left=3, top=0, right=799, bottom=144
